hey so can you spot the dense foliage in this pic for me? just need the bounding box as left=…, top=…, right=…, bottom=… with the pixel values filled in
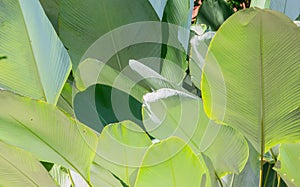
left=0, top=0, right=299, bottom=186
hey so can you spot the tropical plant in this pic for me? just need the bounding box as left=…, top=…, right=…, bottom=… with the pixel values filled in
left=0, top=0, right=299, bottom=187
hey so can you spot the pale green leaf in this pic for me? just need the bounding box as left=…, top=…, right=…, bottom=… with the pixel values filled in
left=250, top=0, right=271, bottom=8
left=0, top=141, right=57, bottom=187
left=134, top=137, right=209, bottom=187
left=189, top=31, right=215, bottom=89
left=74, top=58, right=149, bottom=103
left=224, top=142, right=260, bottom=187
left=49, top=165, right=72, bottom=187
left=142, top=88, right=248, bottom=175
left=93, top=121, right=152, bottom=186
left=201, top=8, right=300, bottom=153
left=129, top=60, right=184, bottom=93
left=0, top=0, right=71, bottom=104
left=0, top=91, right=98, bottom=184
left=57, top=81, right=74, bottom=116
left=90, top=163, right=123, bottom=187
left=274, top=143, right=300, bottom=187
left=160, top=0, right=193, bottom=84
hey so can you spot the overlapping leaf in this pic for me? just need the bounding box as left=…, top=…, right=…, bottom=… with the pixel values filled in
left=0, top=91, right=98, bottom=184
left=0, top=141, right=57, bottom=187
left=59, top=0, right=159, bottom=70
left=202, top=8, right=300, bottom=153
left=93, top=121, right=152, bottom=186
left=0, top=0, right=71, bottom=104
left=274, top=144, right=300, bottom=187
left=197, top=0, right=234, bottom=31
left=142, top=88, right=248, bottom=175
left=134, top=137, right=209, bottom=187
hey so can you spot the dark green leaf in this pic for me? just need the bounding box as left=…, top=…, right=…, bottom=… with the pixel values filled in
left=197, top=0, right=234, bottom=31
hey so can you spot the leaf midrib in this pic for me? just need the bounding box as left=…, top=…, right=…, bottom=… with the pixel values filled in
left=9, top=116, right=91, bottom=186
left=0, top=153, right=39, bottom=186
left=259, top=13, right=265, bottom=155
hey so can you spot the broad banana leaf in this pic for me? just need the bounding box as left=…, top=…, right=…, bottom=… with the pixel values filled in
left=59, top=0, right=159, bottom=70
left=142, top=88, right=248, bottom=176
left=93, top=121, right=152, bottom=186
left=0, top=0, right=71, bottom=104
left=73, top=59, right=183, bottom=132
left=201, top=8, right=300, bottom=154
left=0, top=91, right=98, bottom=184
left=0, top=141, right=57, bottom=187
left=274, top=143, right=300, bottom=187
left=222, top=141, right=260, bottom=187
left=134, top=137, right=209, bottom=187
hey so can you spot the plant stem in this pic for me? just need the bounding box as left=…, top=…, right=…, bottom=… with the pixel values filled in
left=259, top=141, right=266, bottom=187
left=277, top=174, right=281, bottom=187
left=271, top=171, right=277, bottom=187
left=263, top=163, right=272, bottom=187
left=215, top=172, right=224, bottom=187
left=68, top=169, right=75, bottom=187
left=270, top=149, right=277, bottom=162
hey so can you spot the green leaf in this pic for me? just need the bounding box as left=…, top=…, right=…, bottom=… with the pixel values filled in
left=197, top=0, right=234, bottom=31
left=160, top=0, right=193, bottom=84
left=74, top=58, right=149, bottom=103
left=59, top=0, right=159, bottom=70
left=134, top=137, right=209, bottom=187
left=90, top=163, right=123, bottom=187
left=129, top=60, right=184, bottom=93
left=0, top=0, right=71, bottom=104
left=73, top=84, right=143, bottom=132
left=274, top=143, right=300, bottom=187
left=0, top=91, right=98, bottom=184
left=142, top=88, right=202, bottom=149
left=49, top=165, right=72, bottom=187
left=39, top=0, right=59, bottom=32
left=223, top=141, right=260, bottom=187
left=201, top=8, right=300, bottom=153
left=93, top=121, right=152, bottom=186
left=250, top=0, right=271, bottom=8
left=142, top=88, right=248, bottom=175
left=57, top=81, right=74, bottom=116
left=0, top=141, right=57, bottom=187
left=202, top=124, right=249, bottom=176
left=189, top=31, right=215, bottom=89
